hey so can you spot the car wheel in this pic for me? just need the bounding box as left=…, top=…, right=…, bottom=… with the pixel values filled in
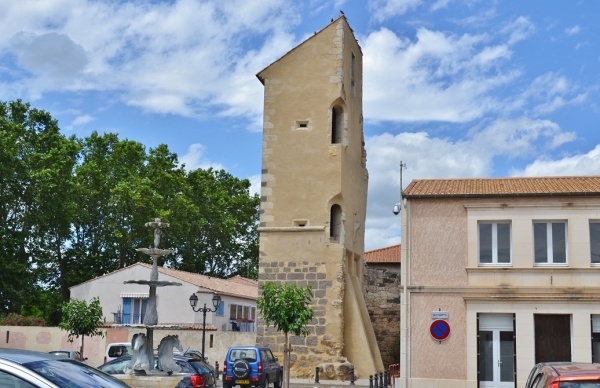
left=233, top=359, right=251, bottom=379
left=223, top=382, right=232, bottom=388
left=263, top=375, right=269, bottom=388
left=273, top=373, right=282, bottom=388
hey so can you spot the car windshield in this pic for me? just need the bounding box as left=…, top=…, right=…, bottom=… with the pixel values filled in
left=229, top=349, right=257, bottom=361
left=559, top=383, right=600, bottom=387
left=99, top=357, right=132, bottom=374
left=25, top=358, right=130, bottom=387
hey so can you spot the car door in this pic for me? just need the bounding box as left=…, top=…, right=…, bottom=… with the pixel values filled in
left=262, top=349, right=278, bottom=382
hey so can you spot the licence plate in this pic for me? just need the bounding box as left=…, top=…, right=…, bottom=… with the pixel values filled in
left=236, top=380, right=250, bottom=385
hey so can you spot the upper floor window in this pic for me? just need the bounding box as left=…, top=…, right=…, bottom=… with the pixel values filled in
left=591, top=221, right=600, bottom=265
left=534, top=221, right=567, bottom=264
left=478, top=221, right=511, bottom=265
left=216, top=301, right=225, bottom=316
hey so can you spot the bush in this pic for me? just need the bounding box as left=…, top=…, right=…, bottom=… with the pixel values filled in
left=0, top=313, right=46, bottom=326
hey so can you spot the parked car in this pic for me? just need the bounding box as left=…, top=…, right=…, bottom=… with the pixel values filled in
left=0, top=348, right=131, bottom=387
left=104, top=342, right=132, bottom=364
left=98, top=354, right=216, bottom=388
left=525, top=361, right=600, bottom=388
left=223, top=346, right=282, bottom=388
left=48, top=350, right=86, bottom=362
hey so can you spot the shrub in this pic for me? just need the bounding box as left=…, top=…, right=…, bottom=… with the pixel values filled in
left=0, top=313, right=46, bottom=326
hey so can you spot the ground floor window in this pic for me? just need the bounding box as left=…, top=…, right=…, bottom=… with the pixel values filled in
left=592, top=315, right=600, bottom=362
left=534, top=314, right=571, bottom=363
left=478, top=313, right=515, bottom=388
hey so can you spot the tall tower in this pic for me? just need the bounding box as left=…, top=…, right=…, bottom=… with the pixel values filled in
left=256, top=16, right=383, bottom=378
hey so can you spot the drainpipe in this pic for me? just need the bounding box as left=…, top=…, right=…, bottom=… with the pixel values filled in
left=400, top=197, right=409, bottom=388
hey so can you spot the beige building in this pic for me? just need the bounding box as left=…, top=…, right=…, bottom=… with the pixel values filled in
left=399, top=176, right=600, bottom=388
left=70, top=262, right=258, bottom=333
left=255, top=15, right=383, bottom=378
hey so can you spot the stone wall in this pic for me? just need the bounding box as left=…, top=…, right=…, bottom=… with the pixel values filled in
left=0, top=325, right=256, bottom=368
left=256, top=260, right=339, bottom=378
left=364, top=266, right=400, bottom=368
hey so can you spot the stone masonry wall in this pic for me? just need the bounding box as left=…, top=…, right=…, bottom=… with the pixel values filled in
left=257, top=260, right=348, bottom=379
left=364, top=266, right=400, bottom=368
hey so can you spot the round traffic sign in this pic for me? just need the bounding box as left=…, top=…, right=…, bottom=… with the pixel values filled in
left=430, top=319, right=450, bottom=341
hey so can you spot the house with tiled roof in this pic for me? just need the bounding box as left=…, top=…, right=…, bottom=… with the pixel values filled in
left=69, top=262, right=258, bottom=333
left=398, top=176, right=600, bottom=387
left=364, top=244, right=400, bottom=272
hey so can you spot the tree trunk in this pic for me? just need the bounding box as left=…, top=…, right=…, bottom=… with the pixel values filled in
left=284, top=332, right=290, bottom=388
left=80, top=335, right=85, bottom=361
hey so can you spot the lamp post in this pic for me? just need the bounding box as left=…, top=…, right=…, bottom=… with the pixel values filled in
left=393, top=161, right=407, bottom=388
left=189, top=292, right=222, bottom=361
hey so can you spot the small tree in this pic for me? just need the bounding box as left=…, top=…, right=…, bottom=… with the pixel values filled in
left=59, top=297, right=105, bottom=359
left=257, top=282, right=314, bottom=388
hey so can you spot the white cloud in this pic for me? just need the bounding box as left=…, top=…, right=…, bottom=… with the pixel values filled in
left=0, top=0, right=299, bottom=120
left=368, top=0, right=423, bottom=22
left=362, top=27, right=520, bottom=123
left=70, top=114, right=94, bottom=127
left=501, top=16, right=535, bottom=45
left=565, top=25, right=581, bottom=36
left=511, top=145, right=600, bottom=177
left=10, top=32, right=87, bottom=78
left=179, top=143, right=224, bottom=171
left=471, top=117, right=575, bottom=157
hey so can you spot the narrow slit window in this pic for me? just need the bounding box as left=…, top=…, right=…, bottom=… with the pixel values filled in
left=331, top=106, right=343, bottom=144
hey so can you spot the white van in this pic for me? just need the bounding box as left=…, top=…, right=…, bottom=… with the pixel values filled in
left=104, top=342, right=132, bottom=364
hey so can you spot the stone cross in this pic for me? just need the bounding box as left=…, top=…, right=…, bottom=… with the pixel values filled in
left=145, top=218, right=169, bottom=249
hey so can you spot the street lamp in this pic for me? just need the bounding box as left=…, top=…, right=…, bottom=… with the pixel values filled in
left=189, top=292, right=222, bottom=361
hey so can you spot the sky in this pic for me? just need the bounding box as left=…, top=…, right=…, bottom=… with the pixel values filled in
left=2, top=0, right=600, bottom=252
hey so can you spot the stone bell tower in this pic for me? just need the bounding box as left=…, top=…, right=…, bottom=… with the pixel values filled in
left=255, top=16, right=384, bottom=378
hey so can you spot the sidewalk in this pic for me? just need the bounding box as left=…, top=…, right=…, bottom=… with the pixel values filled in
left=289, top=378, right=371, bottom=388
left=214, top=378, right=371, bottom=388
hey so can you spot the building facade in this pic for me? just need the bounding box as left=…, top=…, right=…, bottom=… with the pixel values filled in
left=255, top=15, right=383, bottom=378
left=400, top=176, right=600, bottom=388
left=70, top=263, right=258, bottom=333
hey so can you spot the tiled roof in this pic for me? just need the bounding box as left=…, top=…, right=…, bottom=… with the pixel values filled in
left=364, top=245, right=400, bottom=264
left=403, top=176, right=600, bottom=198
left=138, top=263, right=258, bottom=300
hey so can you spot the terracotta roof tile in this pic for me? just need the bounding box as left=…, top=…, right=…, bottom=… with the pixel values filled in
left=403, top=176, right=600, bottom=198
left=138, top=263, right=258, bottom=300
left=365, top=245, right=400, bottom=263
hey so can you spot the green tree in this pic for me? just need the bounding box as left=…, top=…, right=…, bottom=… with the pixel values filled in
left=257, top=282, right=314, bottom=388
left=59, top=297, right=105, bottom=359
left=168, top=168, right=260, bottom=278
left=0, top=100, right=79, bottom=320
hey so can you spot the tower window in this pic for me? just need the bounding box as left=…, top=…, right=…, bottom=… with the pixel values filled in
left=296, top=120, right=309, bottom=130
left=351, top=52, right=356, bottom=96
left=331, top=106, right=343, bottom=144
left=330, top=204, right=343, bottom=243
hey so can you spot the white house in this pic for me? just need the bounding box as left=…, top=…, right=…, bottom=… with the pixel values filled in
left=69, top=262, right=258, bottom=332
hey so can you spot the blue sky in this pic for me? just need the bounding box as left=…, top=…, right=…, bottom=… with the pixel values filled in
left=2, top=0, right=600, bottom=252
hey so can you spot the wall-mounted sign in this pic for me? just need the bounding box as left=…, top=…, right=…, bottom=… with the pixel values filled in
left=430, top=319, right=451, bottom=341
left=431, top=311, right=449, bottom=319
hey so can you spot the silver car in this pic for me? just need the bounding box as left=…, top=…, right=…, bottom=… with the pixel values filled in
left=48, top=350, right=86, bottom=362
left=0, top=348, right=131, bottom=387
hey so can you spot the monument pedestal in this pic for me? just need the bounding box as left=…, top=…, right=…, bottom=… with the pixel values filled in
left=117, top=373, right=188, bottom=388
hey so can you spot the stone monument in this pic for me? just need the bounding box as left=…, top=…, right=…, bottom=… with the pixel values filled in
left=125, top=218, right=182, bottom=374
